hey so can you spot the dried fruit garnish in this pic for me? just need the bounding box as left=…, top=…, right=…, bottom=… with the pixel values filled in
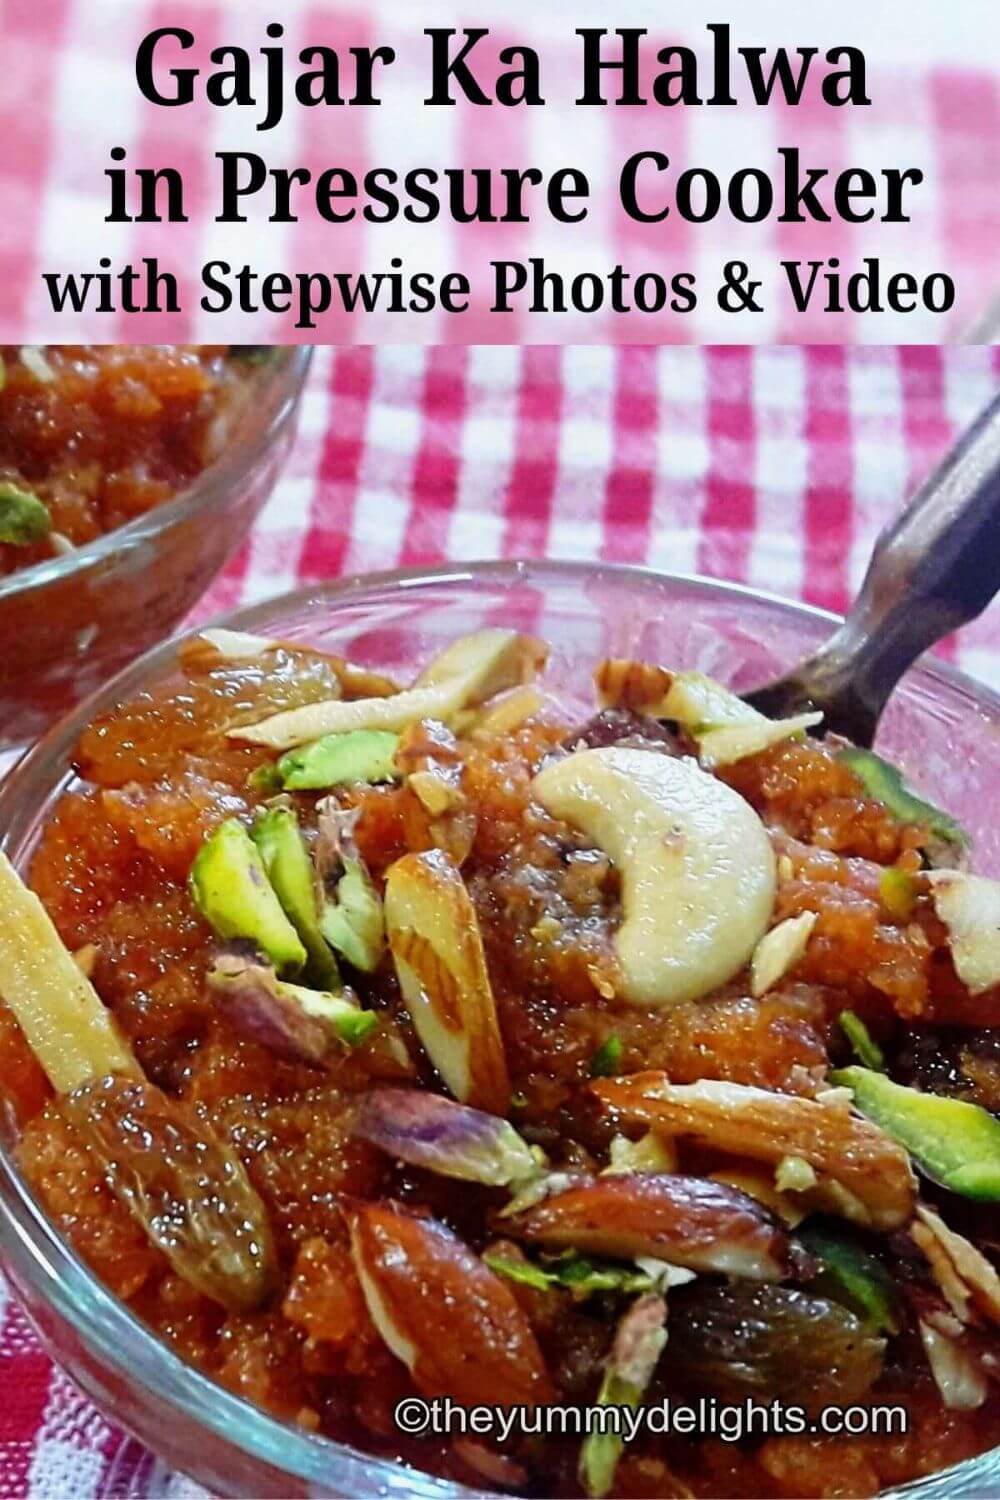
left=314, top=800, right=386, bottom=975
left=385, top=849, right=510, bottom=1113
left=250, top=804, right=340, bottom=988
left=837, top=747, right=967, bottom=861
left=750, top=912, right=817, bottom=997
left=0, top=851, right=139, bottom=1093
left=207, top=951, right=376, bottom=1063
left=594, top=1074, right=916, bottom=1229
left=61, top=1075, right=277, bottom=1312
left=531, top=747, right=777, bottom=1008
left=351, top=1087, right=541, bottom=1186
left=594, top=658, right=674, bottom=715
left=797, top=1225, right=899, bottom=1334
left=839, top=1011, right=885, bottom=1071
left=189, top=819, right=306, bottom=975
left=918, top=1320, right=988, bottom=1410
left=347, top=1200, right=554, bottom=1405
left=668, top=1282, right=884, bottom=1404
left=926, top=870, right=1000, bottom=995
left=580, top=1292, right=668, bottom=1499
left=502, top=1172, right=795, bottom=1280
left=910, top=1204, right=1000, bottom=1327
left=832, top=1065, right=1000, bottom=1202
left=231, top=630, right=547, bottom=750
left=0, top=481, right=51, bottom=545
left=276, top=729, right=401, bottom=791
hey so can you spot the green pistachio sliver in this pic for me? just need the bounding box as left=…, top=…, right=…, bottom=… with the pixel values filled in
left=484, top=1248, right=655, bottom=1301
left=879, top=866, right=918, bottom=920
left=798, top=1226, right=898, bottom=1334
left=839, top=1011, right=885, bottom=1072
left=836, top=747, right=967, bottom=851
left=831, top=1065, right=1000, bottom=1201
left=483, top=1253, right=556, bottom=1294
left=0, top=483, right=52, bottom=546
left=590, top=1033, right=623, bottom=1078
left=580, top=1295, right=667, bottom=1498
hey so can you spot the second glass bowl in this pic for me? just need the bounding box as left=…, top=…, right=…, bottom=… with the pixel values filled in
left=0, top=347, right=313, bottom=751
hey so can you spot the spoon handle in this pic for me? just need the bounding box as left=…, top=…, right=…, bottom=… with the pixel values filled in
left=785, top=391, right=1000, bottom=738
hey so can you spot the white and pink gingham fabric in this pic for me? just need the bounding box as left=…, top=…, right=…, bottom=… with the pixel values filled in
left=2, top=342, right=1000, bottom=1497
left=2, top=0, right=998, bottom=342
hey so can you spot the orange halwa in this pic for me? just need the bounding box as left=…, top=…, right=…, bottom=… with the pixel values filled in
left=2, top=645, right=999, bottom=1499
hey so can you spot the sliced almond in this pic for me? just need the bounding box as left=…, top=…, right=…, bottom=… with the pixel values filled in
left=414, top=629, right=547, bottom=695
left=503, top=1172, right=794, bottom=1281
left=0, top=852, right=140, bottom=1092
left=230, top=630, right=545, bottom=750
left=594, top=659, right=674, bottom=715
left=912, top=1204, right=1000, bottom=1327
left=347, top=1201, right=553, bottom=1406
left=662, top=671, right=764, bottom=730
left=926, top=871, right=1000, bottom=996
left=592, top=1073, right=916, bottom=1230
left=750, top=912, right=817, bottom=997
left=384, top=850, right=509, bottom=1114
left=470, top=685, right=546, bottom=738
left=696, top=712, right=824, bottom=770
left=918, top=1320, right=988, bottom=1410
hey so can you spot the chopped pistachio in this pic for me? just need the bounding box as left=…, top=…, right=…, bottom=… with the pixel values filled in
left=207, top=952, right=375, bottom=1062
left=775, top=1155, right=818, bottom=1193
left=250, top=806, right=340, bottom=988
left=839, top=1011, right=885, bottom=1071
left=189, top=819, right=306, bottom=974
left=277, top=729, right=401, bottom=791
left=798, top=1226, right=898, bottom=1335
left=0, top=483, right=52, bottom=546
left=321, top=860, right=385, bottom=973
left=837, top=747, right=967, bottom=858
left=580, top=1294, right=667, bottom=1498
left=832, top=1066, right=1000, bottom=1201
left=484, top=1249, right=659, bottom=1301
left=879, top=866, right=918, bottom=921
left=590, top=1033, right=623, bottom=1078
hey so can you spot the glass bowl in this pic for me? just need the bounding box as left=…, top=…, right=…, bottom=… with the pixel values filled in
left=0, top=559, right=998, bottom=1499
left=0, top=347, right=313, bottom=751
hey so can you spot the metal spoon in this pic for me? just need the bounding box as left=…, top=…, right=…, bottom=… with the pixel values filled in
left=742, top=392, right=1000, bottom=746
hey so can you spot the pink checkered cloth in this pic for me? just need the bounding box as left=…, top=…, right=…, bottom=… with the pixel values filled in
left=3, top=343, right=1000, bottom=1498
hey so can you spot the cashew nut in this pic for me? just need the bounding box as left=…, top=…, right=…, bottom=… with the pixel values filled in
left=531, top=747, right=776, bottom=1007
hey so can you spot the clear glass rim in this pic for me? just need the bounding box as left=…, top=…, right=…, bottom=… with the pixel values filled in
left=0, top=556, right=997, bottom=1499
left=0, top=347, right=314, bottom=605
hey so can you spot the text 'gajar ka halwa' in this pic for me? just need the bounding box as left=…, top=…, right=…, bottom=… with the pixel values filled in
left=0, top=345, right=262, bottom=577
left=1, top=629, right=999, bottom=1498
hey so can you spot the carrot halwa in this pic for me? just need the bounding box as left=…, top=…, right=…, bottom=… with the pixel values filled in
left=1, top=631, right=999, bottom=1499
left=0, top=345, right=258, bottom=576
